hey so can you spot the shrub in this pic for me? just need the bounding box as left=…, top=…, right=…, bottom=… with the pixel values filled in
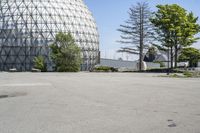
left=33, top=56, right=47, bottom=72
left=93, top=66, right=118, bottom=72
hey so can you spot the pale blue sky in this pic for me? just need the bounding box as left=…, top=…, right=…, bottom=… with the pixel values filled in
left=84, top=0, right=200, bottom=60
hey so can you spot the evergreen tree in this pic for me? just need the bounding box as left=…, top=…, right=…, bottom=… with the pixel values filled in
left=50, top=32, right=82, bottom=72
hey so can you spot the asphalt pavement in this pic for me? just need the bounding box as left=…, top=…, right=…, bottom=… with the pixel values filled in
left=0, top=72, right=200, bottom=133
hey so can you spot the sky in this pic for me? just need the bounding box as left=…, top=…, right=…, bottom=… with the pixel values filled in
left=84, top=0, right=200, bottom=60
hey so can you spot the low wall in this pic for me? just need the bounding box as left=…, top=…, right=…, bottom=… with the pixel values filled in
left=99, top=59, right=137, bottom=68
left=99, top=59, right=160, bottom=70
left=146, top=62, right=160, bottom=69
left=163, top=62, right=189, bottom=68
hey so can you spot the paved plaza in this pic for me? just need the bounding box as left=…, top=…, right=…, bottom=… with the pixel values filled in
left=0, top=72, right=200, bottom=133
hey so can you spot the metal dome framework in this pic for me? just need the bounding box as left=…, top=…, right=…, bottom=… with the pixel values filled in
left=0, top=0, right=99, bottom=71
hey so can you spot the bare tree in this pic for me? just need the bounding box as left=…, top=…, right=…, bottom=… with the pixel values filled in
left=117, top=2, right=154, bottom=71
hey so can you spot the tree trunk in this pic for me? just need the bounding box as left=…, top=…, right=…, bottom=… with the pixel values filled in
left=139, top=6, right=143, bottom=71
left=167, top=46, right=170, bottom=75
left=174, top=37, right=178, bottom=68
left=170, top=46, right=173, bottom=69
left=139, top=47, right=143, bottom=71
left=174, top=45, right=178, bottom=68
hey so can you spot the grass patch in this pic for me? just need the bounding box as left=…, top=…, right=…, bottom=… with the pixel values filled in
left=159, top=71, right=200, bottom=78
left=183, top=71, right=193, bottom=77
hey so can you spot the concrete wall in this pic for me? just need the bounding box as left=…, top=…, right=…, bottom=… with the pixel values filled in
left=163, top=62, right=189, bottom=68
left=99, top=58, right=160, bottom=70
left=99, top=59, right=137, bottom=69
left=146, top=62, right=160, bottom=69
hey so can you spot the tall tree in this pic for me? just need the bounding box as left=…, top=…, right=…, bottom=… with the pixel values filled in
left=151, top=4, right=200, bottom=68
left=117, top=2, right=154, bottom=71
left=50, top=32, right=82, bottom=72
left=177, top=12, right=200, bottom=66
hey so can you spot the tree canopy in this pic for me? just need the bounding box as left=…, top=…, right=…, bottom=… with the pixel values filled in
left=179, top=47, right=200, bottom=67
left=151, top=4, right=200, bottom=68
left=50, top=32, right=82, bottom=72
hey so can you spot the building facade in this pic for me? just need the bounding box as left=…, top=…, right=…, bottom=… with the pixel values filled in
left=0, top=0, right=99, bottom=71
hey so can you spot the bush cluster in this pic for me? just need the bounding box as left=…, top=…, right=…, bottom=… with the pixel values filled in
left=93, top=66, right=118, bottom=72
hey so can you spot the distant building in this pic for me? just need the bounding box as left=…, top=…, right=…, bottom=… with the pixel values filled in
left=143, top=48, right=191, bottom=67
left=144, top=50, right=168, bottom=62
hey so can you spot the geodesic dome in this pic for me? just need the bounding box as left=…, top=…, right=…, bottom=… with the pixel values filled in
left=0, top=0, right=99, bottom=71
